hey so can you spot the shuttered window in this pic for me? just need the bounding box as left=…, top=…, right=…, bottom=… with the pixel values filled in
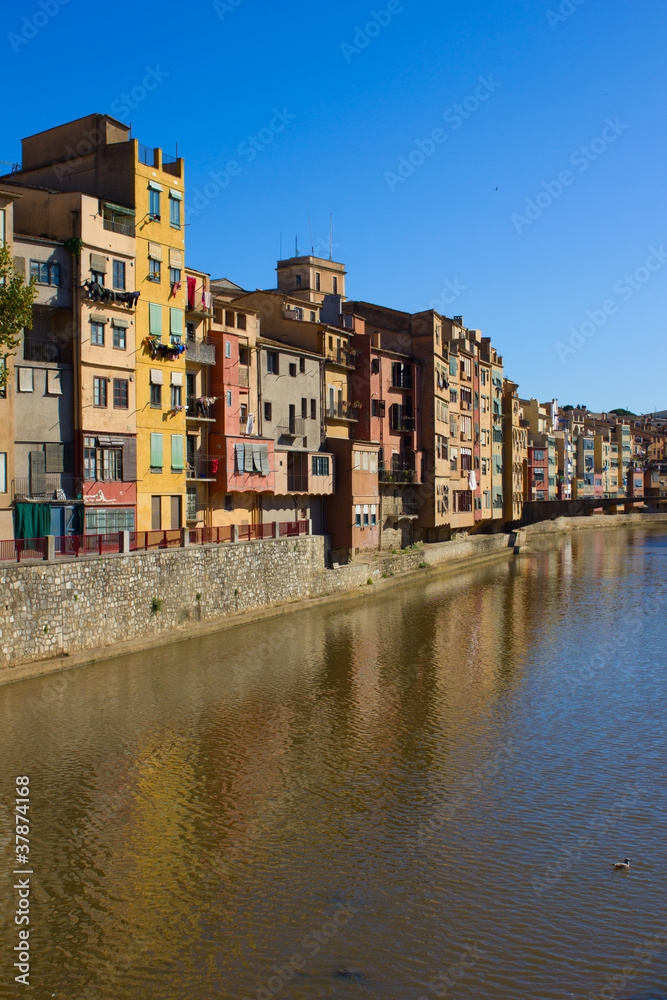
left=150, top=433, right=163, bottom=469
left=45, top=443, right=64, bottom=473
left=171, top=435, right=184, bottom=470
left=170, top=307, right=184, bottom=337
left=170, top=495, right=181, bottom=529
left=151, top=496, right=161, bottom=530
left=149, top=303, right=162, bottom=337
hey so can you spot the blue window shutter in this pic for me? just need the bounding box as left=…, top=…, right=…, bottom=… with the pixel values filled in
left=170, top=307, right=184, bottom=337
left=171, top=435, right=184, bottom=470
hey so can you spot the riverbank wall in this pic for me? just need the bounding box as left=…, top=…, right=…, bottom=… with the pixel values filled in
left=2, top=511, right=666, bottom=683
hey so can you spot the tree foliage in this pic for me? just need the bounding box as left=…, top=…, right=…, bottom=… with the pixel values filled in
left=0, top=243, right=37, bottom=390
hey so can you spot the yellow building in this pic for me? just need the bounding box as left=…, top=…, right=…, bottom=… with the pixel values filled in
left=4, top=114, right=187, bottom=531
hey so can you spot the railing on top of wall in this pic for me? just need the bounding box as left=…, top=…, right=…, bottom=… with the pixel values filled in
left=0, top=521, right=310, bottom=563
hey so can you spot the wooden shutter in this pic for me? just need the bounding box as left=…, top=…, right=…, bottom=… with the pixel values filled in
left=149, top=303, right=162, bottom=337
left=151, top=496, right=161, bottom=531
left=13, top=257, right=25, bottom=277
left=170, top=495, right=181, bottom=529
left=90, top=253, right=107, bottom=273
left=30, top=450, right=46, bottom=493
left=45, top=443, right=64, bottom=473
left=171, top=435, right=184, bottom=470
left=122, top=438, right=137, bottom=482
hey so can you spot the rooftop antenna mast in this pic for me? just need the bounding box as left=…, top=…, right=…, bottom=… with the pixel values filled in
left=305, top=199, right=314, bottom=254
left=295, top=234, right=299, bottom=256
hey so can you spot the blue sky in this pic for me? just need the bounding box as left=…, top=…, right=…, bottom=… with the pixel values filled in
left=4, top=0, right=666, bottom=412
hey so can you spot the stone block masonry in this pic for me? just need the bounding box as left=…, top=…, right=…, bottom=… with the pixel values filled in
left=0, top=533, right=514, bottom=672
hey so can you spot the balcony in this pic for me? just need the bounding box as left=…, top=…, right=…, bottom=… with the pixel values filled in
left=102, top=217, right=135, bottom=238
left=383, top=497, right=419, bottom=520
left=186, top=397, right=215, bottom=421
left=277, top=417, right=306, bottom=438
left=391, top=372, right=412, bottom=390
left=327, top=401, right=359, bottom=422
left=379, top=466, right=416, bottom=484
left=326, top=348, right=357, bottom=369
left=185, top=340, right=216, bottom=365
left=186, top=456, right=218, bottom=481
left=23, top=336, right=72, bottom=365
left=12, top=476, right=83, bottom=501
left=390, top=414, right=415, bottom=433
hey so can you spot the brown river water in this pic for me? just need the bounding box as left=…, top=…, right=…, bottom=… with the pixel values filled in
left=0, top=526, right=666, bottom=1000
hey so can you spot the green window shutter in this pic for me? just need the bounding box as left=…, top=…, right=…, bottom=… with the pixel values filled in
left=149, top=303, right=162, bottom=338
left=171, top=435, right=184, bottom=470
left=170, top=307, right=184, bottom=337
left=150, top=433, right=163, bottom=468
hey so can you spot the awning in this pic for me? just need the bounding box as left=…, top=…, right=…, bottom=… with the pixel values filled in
left=169, top=248, right=183, bottom=269
left=148, top=181, right=163, bottom=191
left=148, top=242, right=163, bottom=261
left=150, top=368, right=163, bottom=385
left=171, top=372, right=183, bottom=386
left=90, top=312, right=107, bottom=324
left=169, top=188, right=183, bottom=200
left=103, top=201, right=136, bottom=217
left=98, top=435, right=112, bottom=446
left=111, top=317, right=128, bottom=328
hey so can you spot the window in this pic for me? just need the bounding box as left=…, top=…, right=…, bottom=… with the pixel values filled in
left=150, top=433, right=163, bottom=470
left=237, top=314, right=246, bottom=330
left=312, top=456, right=329, bottom=476
left=355, top=504, right=361, bottom=527
left=84, top=436, right=96, bottom=479
left=224, top=494, right=234, bottom=512
left=294, top=308, right=303, bottom=321
left=171, top=435, right=184, bottom=471
left=371, top=505, right=377, bottom=526
left=169, top=196, right=181, bottom=228
left=186, top=486, right=197, bottom=522
left=30, top=260, right=60, bottom=286
left=225, top=310, right=235, bottom=327
left=310, top=399, right=316, bottom=420
left=310, top=311, right=316, bottom=322
left=240, top=403, right=247, bottom=424
left=186, top=322, right=195, bottom=342
left=149, top=189, right=161, bottom=219
left=267, top=351, right=278, bottom=374
left=149, top=258, right=161, bottom=282
left=299, top=357, right=305, bottom=373
left=301, top=397, right=307, bottom=419
left=363, top=505, right=369, bottom=527
left=296, top=274, right=302, bottom=286
left=449, top=358, right=457, bottom=377
left=289, top=363, right=297, bottom=377
left=112, top=324, right=126, bottom=350
left=0, top=453, right=6, bottom=493
left=315, top=272, right=321, bottom=291
left=225, top=341, right=231, bottom=358
left=150, top=383, right=162, bottom=408
left=91, top=269, right=105, bottom=284
left=264, top=402, right=272, bottom=421
left=113, top=379, right=128, bottom=409
left=149, top=303, right=162, bottom=338
left=94, top=376, right=107, bottom=407
left=171, top=384, right=182, bottom=409
left=102, top=447, right=123, bottom=481
left=169, top=267, right=181, bottom=286
left=226, top=390, right=232, bottom=407
left=170, top=307, right=183, bottom=342
left=91, top=322, right=104, bottom=346
left=333, top=276, right=338, bottom=294
left=112, top=260, right=126, bottom=290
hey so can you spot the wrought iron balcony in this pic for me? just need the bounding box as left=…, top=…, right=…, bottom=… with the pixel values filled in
left=391, top=372, right=412, bottom=390
left=186, top=456, right=218, bottom=481
left=23, top=336, right=72, bottom=365
left=326, top=401, right=359, bottom=421
left=326, top=348, right=356, bottom=369
left=277, top=418, right=306, bottom=437
left=379, top=466, right=416, bottom=484
left=12, top=476, right=83, bottom=501
left=390, top=414, right=415, bottom=433
left=186, top=397, right=215, bottom=421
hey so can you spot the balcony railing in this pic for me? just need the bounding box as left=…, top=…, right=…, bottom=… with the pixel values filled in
left=12, top=476, right=83, bottom=501
left=327, top=402, right=359, bottom=421
left=186, top=398, right=215, bottom=420
left=23, top=337, right=72, bottom=365
left=186, top=457, right=218, bottom=481
left=277, top=418, right=306, bottom=437
left=326, top=348, right=356, bottom=369
left=186, top=340, right=216, bottom=365
left=391, top=373, right=412, bottom=390
left=103, top=217, right=135, bottom=238
left=379, top=467, right=416, bottom=484
left=390, top=415, right=415, bottom=433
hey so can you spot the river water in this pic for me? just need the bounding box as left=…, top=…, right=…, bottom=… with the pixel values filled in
left=1, top=526, right=666, bottom=1000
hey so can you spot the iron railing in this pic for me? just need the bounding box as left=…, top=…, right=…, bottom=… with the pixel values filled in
left=23, top=337, right=72, bottom=364
left=379, top=467, right=416, bottom=484
left=103, top=218, right=135, bottom=238
left=12, top=477, right=83, bottom=501
left=326, top=401, right=359, bottom=421
left=186, top=398, right=215, bottom=420
left=326, top=348, right=356, bottom=369
left=186, top=457, right=218, bottom=481
left=277, top=418, right=305, bottom=437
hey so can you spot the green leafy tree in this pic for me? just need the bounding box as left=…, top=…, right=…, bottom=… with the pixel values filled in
left=0, top=244, right=37, bottom=391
